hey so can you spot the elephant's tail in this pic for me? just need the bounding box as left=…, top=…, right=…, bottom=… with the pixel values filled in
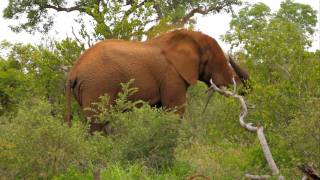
left=64, top=79, right=72, bottom=127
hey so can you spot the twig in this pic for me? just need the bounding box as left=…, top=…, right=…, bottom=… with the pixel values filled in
left=245, top=174, right=271, bottom=179
left=208, top=79, right=284, bottom=180
left=298, top=164, right=320, bottom=180
left=186, top=173, right=210, bottom=180
left=71, top=27, right=83, bottom=46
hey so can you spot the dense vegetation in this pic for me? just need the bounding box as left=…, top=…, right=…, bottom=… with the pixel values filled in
left=1, top=0, right=319, bottom=179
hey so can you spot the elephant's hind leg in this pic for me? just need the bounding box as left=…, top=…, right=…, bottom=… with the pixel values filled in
left=89, top=121, right=111, bottom=135
left=81, top=89, right=117, bottom=134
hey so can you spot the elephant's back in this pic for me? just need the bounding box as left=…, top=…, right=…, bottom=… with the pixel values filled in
left=69, top=40, right=167, bottom=80
left=73, top=40, right=164, bottom=69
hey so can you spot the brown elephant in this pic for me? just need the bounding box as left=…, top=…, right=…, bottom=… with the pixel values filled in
left=64, top=29, right=249, bottom=133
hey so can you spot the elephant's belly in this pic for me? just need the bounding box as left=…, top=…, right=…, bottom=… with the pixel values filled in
left=128, top=79, right=161, bottom=105
left=80, top=76, right=161, bottom=110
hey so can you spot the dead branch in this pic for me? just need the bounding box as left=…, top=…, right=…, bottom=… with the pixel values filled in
left=71, top=27, right=83, bottom=46
left=186, top=173, right=210, bottom=180
left=178, top=5, right=224, bottom=25
left=245, top=174, right=271, bottom=179
left=298, top=164, right=320, bottom=180
left=302, top=175, right=308, bottom=180
left=208, top=80, right=257, bottom=131
left=208, top=79, right=284, bottom=180
left=257, top=127, right=280, bottom=176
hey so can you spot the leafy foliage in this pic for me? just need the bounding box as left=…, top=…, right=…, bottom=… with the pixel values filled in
left=276, top=0, right=317, bottom=36
left=0, top=81, right=181, bottom=179
left=0, top=100, right=92, bottom=179
left=222, top=0, right=319, bottom=177
left=0, top=54, right=26, bottom=115
left=224, top=0, right=316, bottom=56
left=3, top=0, right=241, bottom=43
left=88, top=80, right=181, bottom=169
left=0, top=39, right=83, bottom=116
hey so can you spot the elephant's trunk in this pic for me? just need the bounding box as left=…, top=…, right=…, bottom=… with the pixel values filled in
left=228, top=55, right=252, bottom=94
left=228, top=55, right=249, bottom=83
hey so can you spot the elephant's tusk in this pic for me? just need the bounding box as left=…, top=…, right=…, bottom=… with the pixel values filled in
left=220, top=86, right=227, bottom=91
left=232, top=76, right=237, bottom=93
left=202, top=88, right=214, bottom=114
left=202, top=79, right=227, bottom=114
left=209, top=79, right=219, bottom=91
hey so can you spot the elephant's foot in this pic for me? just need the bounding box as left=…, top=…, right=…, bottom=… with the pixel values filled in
left=90, top=122, right=111, bottom=135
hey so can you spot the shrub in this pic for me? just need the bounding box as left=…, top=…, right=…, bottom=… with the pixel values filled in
left=0, top=100, right=93, bottom=179
left=56, top=162, right=192, bottom=180
left=89, top=80, right=181, bottom=170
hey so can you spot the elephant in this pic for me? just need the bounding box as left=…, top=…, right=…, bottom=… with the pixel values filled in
left=64, top=29, right=249, bottom=133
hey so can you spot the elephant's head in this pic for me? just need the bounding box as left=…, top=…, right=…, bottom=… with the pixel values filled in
left=157, top=30, right=249, bottom=89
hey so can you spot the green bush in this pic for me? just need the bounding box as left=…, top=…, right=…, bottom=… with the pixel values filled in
left=89, top=80, right=181, bottom=170
left=114, top=106, right=180, bottom=169
left=0, top=80, right=181, bottom=179
left=0, top=100, right=93, bottom=179
left=55, top=162, right=192, bottom=180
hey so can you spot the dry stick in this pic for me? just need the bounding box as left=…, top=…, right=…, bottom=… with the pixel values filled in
left=301, top=175, right=308, bottom=180
left=245, top=174, right=271, bottom=180
left=208, top=79, right=284, bottom=180
left=186, top=173, right=211, bottom=180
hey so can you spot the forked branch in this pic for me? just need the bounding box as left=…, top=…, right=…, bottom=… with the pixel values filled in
left=208, top=79, right=284, bottom=180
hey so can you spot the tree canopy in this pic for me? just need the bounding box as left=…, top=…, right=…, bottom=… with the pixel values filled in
left=224, top=0, right=317, bottom=53
left=3, top=0, right=241, bottom=43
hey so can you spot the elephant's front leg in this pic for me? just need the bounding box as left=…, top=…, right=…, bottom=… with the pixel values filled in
left=160, top=73, right=188, bottom=117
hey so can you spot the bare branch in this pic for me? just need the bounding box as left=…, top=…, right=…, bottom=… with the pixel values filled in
left=93, top=168, right=101, bottom=180
left=257, top=127, right=280, bottom=175
left=178, top=5, right=224, bottom=25
left=85, top=32, right=92, bottom=47
left=298, top=164, right=320, bottom=180
left=153, top=2, right=163, bottom=19
left=208, top=79, right=257, bottom=131
left=186, top=173, right=210, bottom=180
left=208, top=79, right=284, bottom=179
left=71, top=27, right=83, bottom=46
left=42, top=4, right=81, bottom=12
left=245, top=174, right=271, bottom=179
left=123, top=0, right=148, bottom=18
left=275, top=63, right=292, bottom=79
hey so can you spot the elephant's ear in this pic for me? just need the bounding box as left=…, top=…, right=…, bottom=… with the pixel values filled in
left=163, top=35, right=200, bottom=85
